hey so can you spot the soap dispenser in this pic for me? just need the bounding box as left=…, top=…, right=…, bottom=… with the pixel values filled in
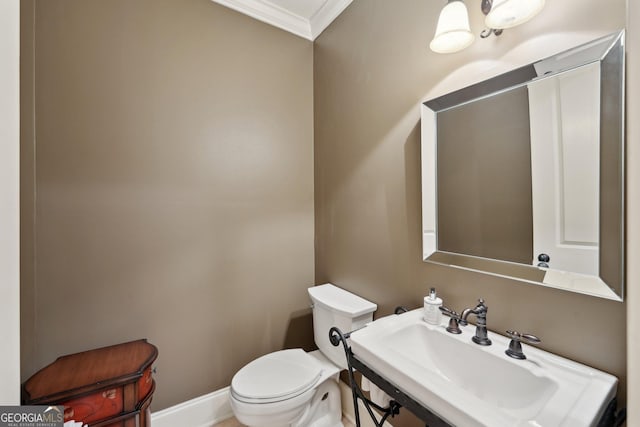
left=423, top=288, right=443, bottom=325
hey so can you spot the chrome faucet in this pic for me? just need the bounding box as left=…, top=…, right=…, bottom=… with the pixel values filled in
left=460, top=298, right=492, bottom=346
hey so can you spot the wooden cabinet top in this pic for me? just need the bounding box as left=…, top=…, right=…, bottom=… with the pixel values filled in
left=23, top=339, right=158, bottom=404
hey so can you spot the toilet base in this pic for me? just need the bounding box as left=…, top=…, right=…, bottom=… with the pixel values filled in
left=291, top=379, right=343, bottom=427
left=232, top=378, right=343, bottom=427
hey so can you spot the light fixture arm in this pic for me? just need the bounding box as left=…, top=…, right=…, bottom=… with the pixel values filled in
left=481, top=0, right=492, bottom=15
left=480, top=28, right=503, bottom=39
left=479, top=0, right=503, bottom=39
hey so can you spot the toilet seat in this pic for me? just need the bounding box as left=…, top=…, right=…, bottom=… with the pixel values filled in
left=231, top=349, right=322, bottom=404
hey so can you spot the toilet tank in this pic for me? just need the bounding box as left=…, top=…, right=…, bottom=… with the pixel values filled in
left=308, top=283, right=377, bottom=369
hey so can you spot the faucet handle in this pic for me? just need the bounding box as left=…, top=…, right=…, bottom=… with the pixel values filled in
left=505, top=330, right=541, bottom=359
left=439, top=306, right=459, bottom=318
left=439, top=306, right=463, bottom=334
left=506, top=330, right=541, bottom=344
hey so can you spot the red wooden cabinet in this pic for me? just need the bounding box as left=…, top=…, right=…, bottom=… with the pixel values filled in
left=23, top=340, right=158, bottom=427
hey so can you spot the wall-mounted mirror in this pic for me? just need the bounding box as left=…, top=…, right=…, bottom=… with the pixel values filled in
left=421, top=31, right=625, bottom=301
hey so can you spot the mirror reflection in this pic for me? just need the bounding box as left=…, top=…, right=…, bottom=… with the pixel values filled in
left=421, top=31, right=625, bottom=301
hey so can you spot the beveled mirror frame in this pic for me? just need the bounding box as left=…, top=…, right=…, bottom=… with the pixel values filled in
left=421, top=31, right=625, bottom=301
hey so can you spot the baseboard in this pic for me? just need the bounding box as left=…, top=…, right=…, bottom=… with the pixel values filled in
left=339, top=381, right=393, bottom=427
left=151, top=381, right=389, bottom=427
left=151, top=387, right=233, bottom=427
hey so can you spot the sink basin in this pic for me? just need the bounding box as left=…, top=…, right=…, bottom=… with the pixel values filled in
left=349, top=309, right=617, bottom=427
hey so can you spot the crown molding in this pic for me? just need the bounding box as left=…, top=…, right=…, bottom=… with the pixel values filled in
left=308, top=0, right=352, bottom=40
left=211, top=0, right=352, bottom=41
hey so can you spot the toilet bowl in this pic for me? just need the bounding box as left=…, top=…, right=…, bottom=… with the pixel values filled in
left=229, top=284, right=377, bottom=427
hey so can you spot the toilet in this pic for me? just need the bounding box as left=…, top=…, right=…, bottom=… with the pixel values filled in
left=229, top=283, right=377, bottom=427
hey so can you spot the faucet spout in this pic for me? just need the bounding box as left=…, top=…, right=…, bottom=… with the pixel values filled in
left=460, top=298, right=492, bottom=346
left=459, top=308, right=478, bottom=325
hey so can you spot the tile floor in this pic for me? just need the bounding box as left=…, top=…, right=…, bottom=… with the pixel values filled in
left=213, top=418, right=244, bottom=427
left=213, top=416, right=355, bottom=427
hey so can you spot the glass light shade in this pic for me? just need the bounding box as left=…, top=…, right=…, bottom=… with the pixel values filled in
left=430, top=0, right=475, bottom=54
left=485, top=0, right=545, bottom=29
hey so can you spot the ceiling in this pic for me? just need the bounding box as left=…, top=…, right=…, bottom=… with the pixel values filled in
left=210, top=0, right=353, bottom=40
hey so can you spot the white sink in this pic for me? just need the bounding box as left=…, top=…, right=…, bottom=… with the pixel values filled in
left=349, top=309, right=617, bottom=427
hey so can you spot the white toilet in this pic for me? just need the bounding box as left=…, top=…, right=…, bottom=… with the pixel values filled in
left=229, top=283, right=377, bottom=427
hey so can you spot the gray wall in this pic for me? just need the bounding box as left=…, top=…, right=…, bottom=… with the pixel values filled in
left=20, top=0, right=314, bottom=410
left=314, top=1, right=626, bottom=425
left=626, top=2, right=640, bottom=424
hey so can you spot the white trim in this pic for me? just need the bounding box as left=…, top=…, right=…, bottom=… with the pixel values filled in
left=210, top=0, right=352, bottom=41
left=151, top=387, right=234, bottom=427
left=627, top=0, right=640, bottom=425
left=308, top=0, right=352, bottom=40
left=0, top=0, right=21, bottom=406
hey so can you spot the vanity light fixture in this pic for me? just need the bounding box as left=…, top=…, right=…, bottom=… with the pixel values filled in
left=430, top=0, right=545, bottom=54
left=430, top=0, right=475, bottom=54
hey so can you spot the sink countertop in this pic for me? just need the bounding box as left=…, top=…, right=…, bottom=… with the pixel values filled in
left=349, top=309, right=617, bottom=427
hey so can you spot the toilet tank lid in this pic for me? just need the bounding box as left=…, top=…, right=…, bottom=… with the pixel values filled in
left=308, top=283, right=377, bottom=317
